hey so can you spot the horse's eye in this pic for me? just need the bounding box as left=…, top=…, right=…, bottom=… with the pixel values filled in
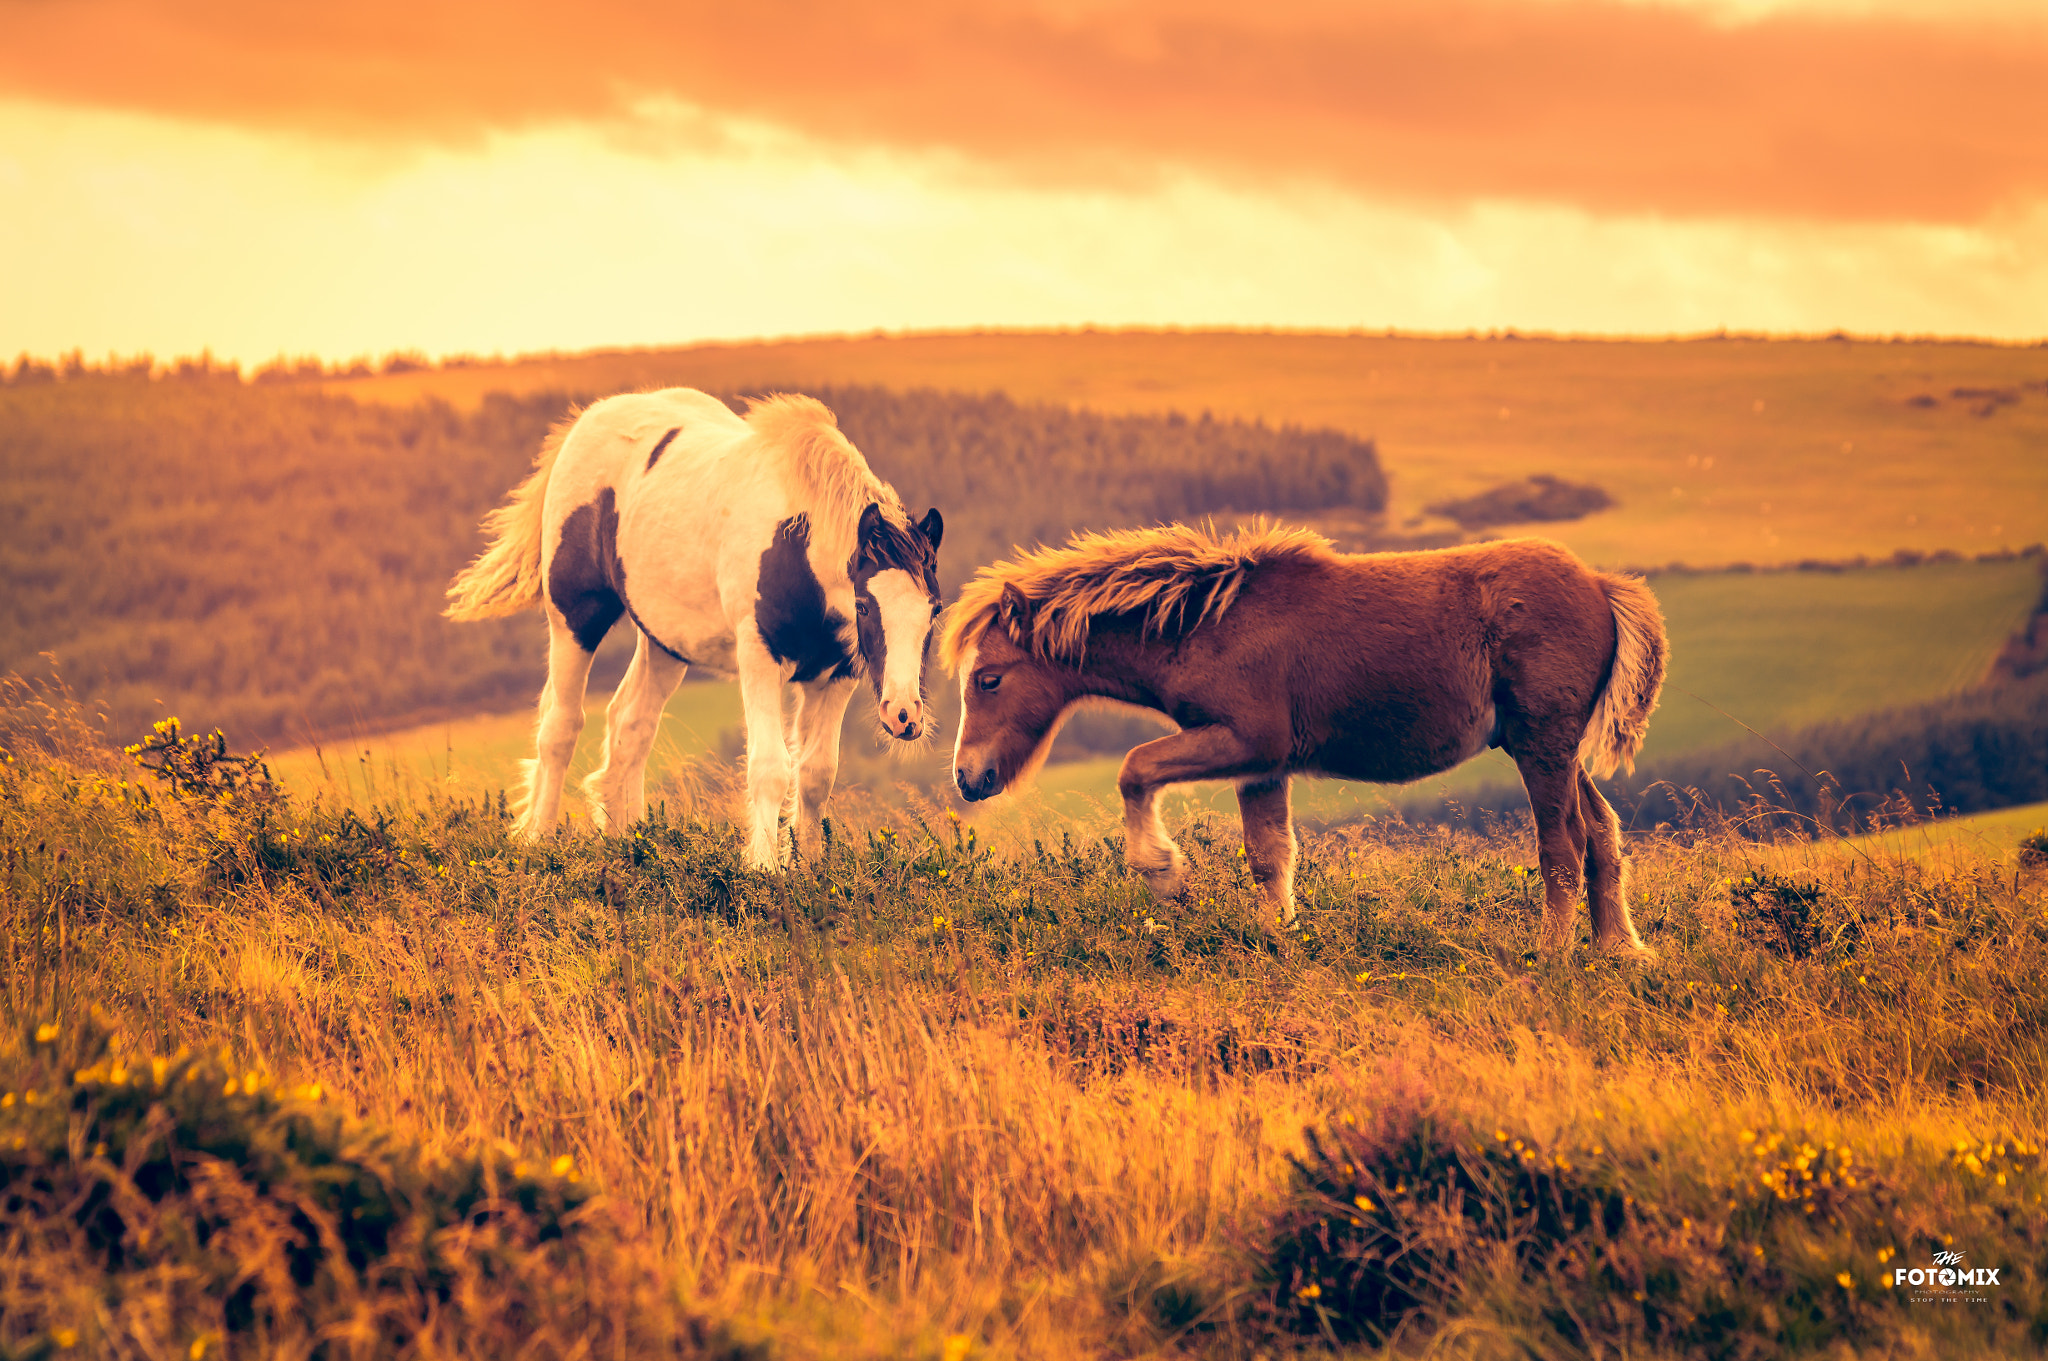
left=856, top=599, right=870, bottom=617
left=976, top=672, right=1001, bottom=693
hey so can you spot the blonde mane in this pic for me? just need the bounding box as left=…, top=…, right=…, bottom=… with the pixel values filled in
left=939, top=522, right=1333, bottom=671
left=743, top=393, right=906, bottom=568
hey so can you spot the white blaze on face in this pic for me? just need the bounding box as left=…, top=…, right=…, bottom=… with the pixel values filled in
left=867, top=568, right=932, bottom=738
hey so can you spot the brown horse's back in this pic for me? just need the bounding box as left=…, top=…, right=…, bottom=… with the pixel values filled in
left=1180, top=538, right=1624, bottom=785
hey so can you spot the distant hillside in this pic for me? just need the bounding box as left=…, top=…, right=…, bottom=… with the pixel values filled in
left=312, top=328, right=2048, bottom=571
left=1616, top=675, right=2048, bottom=833
left=0, top=369, right=1380, bottom=745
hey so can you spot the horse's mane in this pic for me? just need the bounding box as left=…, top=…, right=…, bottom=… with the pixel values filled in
left=940, top=522, right=1333, bottom=670
left=744, top=393, right=907, bottom=568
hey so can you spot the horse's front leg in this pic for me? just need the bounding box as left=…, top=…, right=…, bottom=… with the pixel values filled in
left=735, top=637, right=795, bottom=870
left=1236, top=777, right=1298, bottom=928
left=790, top=677, right=856, bottom=855
left=1117, top=725, right=1279, bottom=907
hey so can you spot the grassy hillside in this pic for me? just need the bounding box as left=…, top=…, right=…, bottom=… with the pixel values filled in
left=330, top=329, right=2048, bottom=570
left=6, top=705, right=2046, bottom=1358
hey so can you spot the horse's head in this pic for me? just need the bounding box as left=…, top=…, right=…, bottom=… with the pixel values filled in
left=852, top=502, right=944, bottom=740
left=949, top=584, right=1072, bottom=802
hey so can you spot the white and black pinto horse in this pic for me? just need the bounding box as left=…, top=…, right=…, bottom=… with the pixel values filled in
left=447, top=389, right=943, bottom=867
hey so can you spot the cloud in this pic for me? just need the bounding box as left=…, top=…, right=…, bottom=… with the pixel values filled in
left=2, top=0, right=2044, bottom=221
left=9, top=101, right=2047, bottom=366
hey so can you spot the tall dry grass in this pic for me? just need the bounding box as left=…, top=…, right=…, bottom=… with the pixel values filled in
left=3, top=702, right=2045, bottom=1357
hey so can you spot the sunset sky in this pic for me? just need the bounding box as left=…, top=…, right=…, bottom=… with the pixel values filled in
left=3, top=0, right=2045, bottom=366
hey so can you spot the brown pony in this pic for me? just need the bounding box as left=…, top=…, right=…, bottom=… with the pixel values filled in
left=941, top=524, right=1667, bottom=955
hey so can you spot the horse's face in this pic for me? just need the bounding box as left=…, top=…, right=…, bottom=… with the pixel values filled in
left=952, top=596, right=1071, bottom=802
left=852, top=503, right=944, bottom=740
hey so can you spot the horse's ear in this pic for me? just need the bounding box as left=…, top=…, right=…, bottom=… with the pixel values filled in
left=996, top=582, right=1033, bottom=640
left=917, top=507, right=944, bottom=549
left=857, top=502, right=885, bottom=541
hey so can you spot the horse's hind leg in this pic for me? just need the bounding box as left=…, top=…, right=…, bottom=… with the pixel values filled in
left=1579, top=770, right=1650, bottom=954
left=1512, top=753, right=1591, bottom=955
left=521, top=615, right=599, bottom=836
left=583, top=630, right=687, bottom=832
left=1237, top=777, right=1299, bottom=928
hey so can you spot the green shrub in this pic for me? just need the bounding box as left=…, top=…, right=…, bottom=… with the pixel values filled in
left=1259, top=1095, right=2048, bottom=1357
left=2020, top=828, right=2048, bottom=870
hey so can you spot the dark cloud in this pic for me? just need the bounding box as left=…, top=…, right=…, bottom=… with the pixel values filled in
left=3, top=0, right=2044, bottom=220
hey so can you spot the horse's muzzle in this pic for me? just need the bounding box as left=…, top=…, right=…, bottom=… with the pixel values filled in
left=955, top=765, right=1001, bottom=802
left=881, top=702, right=923, bottom=741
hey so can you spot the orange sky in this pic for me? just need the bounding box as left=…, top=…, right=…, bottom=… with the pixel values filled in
left=3, top=0, right=2046, bottom=362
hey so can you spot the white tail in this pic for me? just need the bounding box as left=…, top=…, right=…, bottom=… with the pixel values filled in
left=444, top=417, right=575, bottom=621
left=1578, top=573, right=1668, bottom=779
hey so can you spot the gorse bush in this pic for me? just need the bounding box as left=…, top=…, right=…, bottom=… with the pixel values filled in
left=1260, top=1097, right=2048, bottom=1356
left=0, top=1018, right=740, bottom=1360
left=122, top=717, right=277, bottom=806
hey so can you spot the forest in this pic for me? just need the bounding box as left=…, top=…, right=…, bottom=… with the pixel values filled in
left=0, top=366, right=1382, bottom=745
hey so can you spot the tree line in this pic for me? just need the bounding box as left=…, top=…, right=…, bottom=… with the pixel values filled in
left=0, top=373, right=1383, bottom=746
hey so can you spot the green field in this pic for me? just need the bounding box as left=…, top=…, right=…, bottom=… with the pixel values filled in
left=1754, top=800, right=2048, bottom=878
left=265, top=678, right=746, bottom=811
left=271, top=557, right=2040, bottom=829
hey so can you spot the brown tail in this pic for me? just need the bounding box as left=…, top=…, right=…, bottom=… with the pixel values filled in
left=1577, top=573, right=1668, bottom=778
left=444, top=416, right=574, bottom=621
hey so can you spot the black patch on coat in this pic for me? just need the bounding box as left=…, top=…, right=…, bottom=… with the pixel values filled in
left=756, top=516, right=855, bottom=683
left=550, top=487, right=689, bottom=661
left=644, top=427, right=681, bottom=472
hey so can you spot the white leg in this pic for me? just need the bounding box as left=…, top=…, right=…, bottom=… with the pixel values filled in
left=1122, top=782, right=1186, bottom=898
left=520, top=614, right=598, bottom=837
left=736, top=636, right=795, bottom=870
left=582, top=630, right=688, bottom=832
left=789, top=678, right=857, bottom=853
left=1117, top=727, right=1277, bottom=906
